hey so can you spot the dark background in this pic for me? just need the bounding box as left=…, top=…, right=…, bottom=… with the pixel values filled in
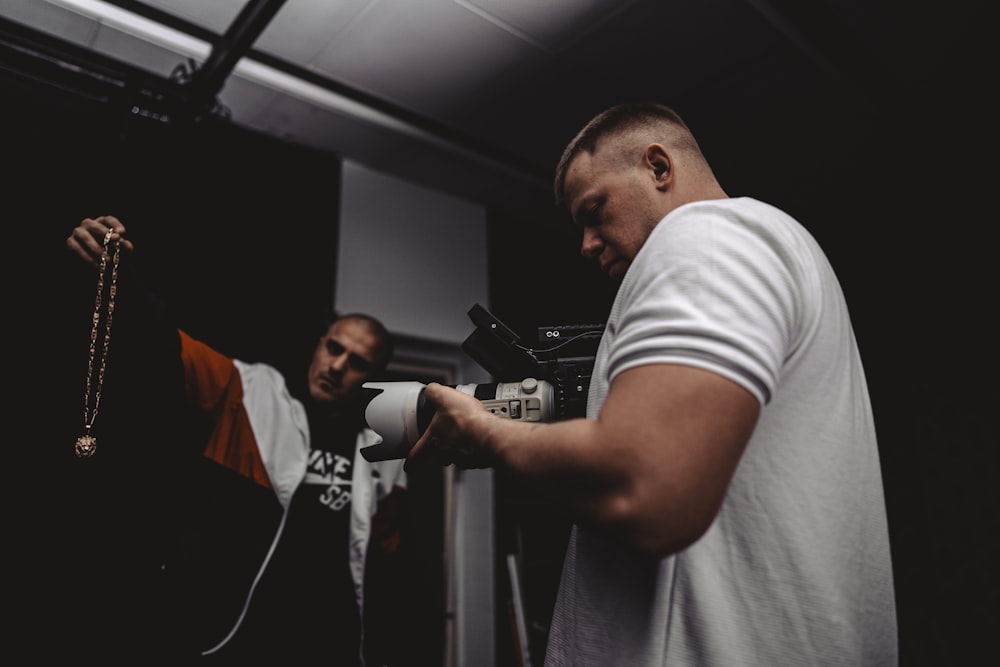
left=6, top=8, right=998, bottom=666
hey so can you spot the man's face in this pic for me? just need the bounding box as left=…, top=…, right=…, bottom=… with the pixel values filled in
left=563, top=148, right=663, bottom=281
left=307, top=317, right=380, bottom=405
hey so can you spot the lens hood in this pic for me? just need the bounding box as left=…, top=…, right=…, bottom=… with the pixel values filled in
left=359, top=381, right=427, bottom=462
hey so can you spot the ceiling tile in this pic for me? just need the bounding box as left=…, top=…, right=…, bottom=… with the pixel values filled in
left=254, top=0, right=373, bottom=65
left=309, top=0, right=542, bottom=114
left=89, top=20, right=205, bottom=78
left=139, top=0, right=247, bottom=34
left=459, top=0, right=637, bottom=51
left=2, top=0, right=100, bottom=46
left=8, top=1, right=211, bottom=78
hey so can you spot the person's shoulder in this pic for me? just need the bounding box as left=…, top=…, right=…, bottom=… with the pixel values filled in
left=665, top=197, right=804, bottom=236
left=676, top=196, right=776, bottom=218
left=233, top=358, right=291, bottom=391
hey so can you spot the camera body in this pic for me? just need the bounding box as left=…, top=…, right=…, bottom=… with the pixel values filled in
left=360, top=304, right=603, bottom=462
left=461, top=303, right=602, bottom=423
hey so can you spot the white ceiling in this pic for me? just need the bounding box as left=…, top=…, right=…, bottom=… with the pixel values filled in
left=0, top=0, right=990, bottom=206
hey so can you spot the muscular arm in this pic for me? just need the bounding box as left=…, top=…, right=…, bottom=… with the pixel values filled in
left=410, top=363, right=759, bottom=556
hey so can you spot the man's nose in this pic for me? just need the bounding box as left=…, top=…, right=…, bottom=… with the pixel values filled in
left=329, top=352, right=349, bottom=372
left=580, top=229, right=603, bottom=260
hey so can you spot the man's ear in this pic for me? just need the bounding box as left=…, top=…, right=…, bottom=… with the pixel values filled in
left=644, top=144, right=671, bottom=189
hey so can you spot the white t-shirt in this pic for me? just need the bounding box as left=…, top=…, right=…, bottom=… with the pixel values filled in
left=545, top=198, right=897, bottom=666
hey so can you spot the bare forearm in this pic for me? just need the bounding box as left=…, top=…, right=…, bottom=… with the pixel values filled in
left=490, top=417, right=628, bottom=516
left=482, top=415, right=678, bottom=554
left=414, top=367, right=758, bottom=557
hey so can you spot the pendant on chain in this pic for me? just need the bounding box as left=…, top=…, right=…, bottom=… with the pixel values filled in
left=75, top=433, right=97, bottom=458
left=77, top=227, right=120, bottom=458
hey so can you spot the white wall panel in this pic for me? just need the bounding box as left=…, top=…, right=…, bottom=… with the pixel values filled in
left=337, top=159, right=488, bottom=345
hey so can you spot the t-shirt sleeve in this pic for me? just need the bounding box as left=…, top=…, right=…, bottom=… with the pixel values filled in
left=607, top=204, right=805, bottom=405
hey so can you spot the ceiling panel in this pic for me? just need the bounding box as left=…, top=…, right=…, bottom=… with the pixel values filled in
left=2, top=0, right=98, bottom=45
left=4, top=0, right=211, bottom=78
left=87, top=15, right=202, bottom=77
left=308, top=0, right=542, bottom=114
left=254, top=0, right=372, bottom=65
left=458, top=0, right=637, bottom=52
left=138, top=0, right=246, bottom=34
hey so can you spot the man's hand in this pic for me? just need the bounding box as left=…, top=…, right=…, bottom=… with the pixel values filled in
left=407, top=383, right=500, bottom=470
left=66, top=215, right=133, bottom=267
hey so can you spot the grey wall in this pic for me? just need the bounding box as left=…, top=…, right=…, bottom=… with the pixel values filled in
left=337, top=158, right=496, bottom=667
left=336, top=159, right=490, bottom=345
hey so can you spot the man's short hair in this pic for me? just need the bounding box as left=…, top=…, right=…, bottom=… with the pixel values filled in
left=553, top=101, right=699, bottom=207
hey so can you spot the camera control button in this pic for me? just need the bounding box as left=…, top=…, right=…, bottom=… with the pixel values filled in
left=521, top=378, right=538, bottom=393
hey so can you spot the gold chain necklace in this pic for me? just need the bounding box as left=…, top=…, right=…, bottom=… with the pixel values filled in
left=75, top=228, right=120, bottom=458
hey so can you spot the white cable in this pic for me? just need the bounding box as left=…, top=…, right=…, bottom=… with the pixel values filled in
left=200, top=502, right=291, bottom=655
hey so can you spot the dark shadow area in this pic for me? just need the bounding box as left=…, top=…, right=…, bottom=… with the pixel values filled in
left=8, top=90, right=443, bottom=664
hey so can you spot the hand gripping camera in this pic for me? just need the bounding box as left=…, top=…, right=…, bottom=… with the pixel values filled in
left=360, top=304, right=603, bottom=462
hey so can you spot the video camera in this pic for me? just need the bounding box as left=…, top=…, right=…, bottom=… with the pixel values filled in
left=359, top=303, right=603, bottom=462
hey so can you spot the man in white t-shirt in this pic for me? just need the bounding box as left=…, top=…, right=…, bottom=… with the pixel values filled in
left=409, top=101, right=897, bottom=666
